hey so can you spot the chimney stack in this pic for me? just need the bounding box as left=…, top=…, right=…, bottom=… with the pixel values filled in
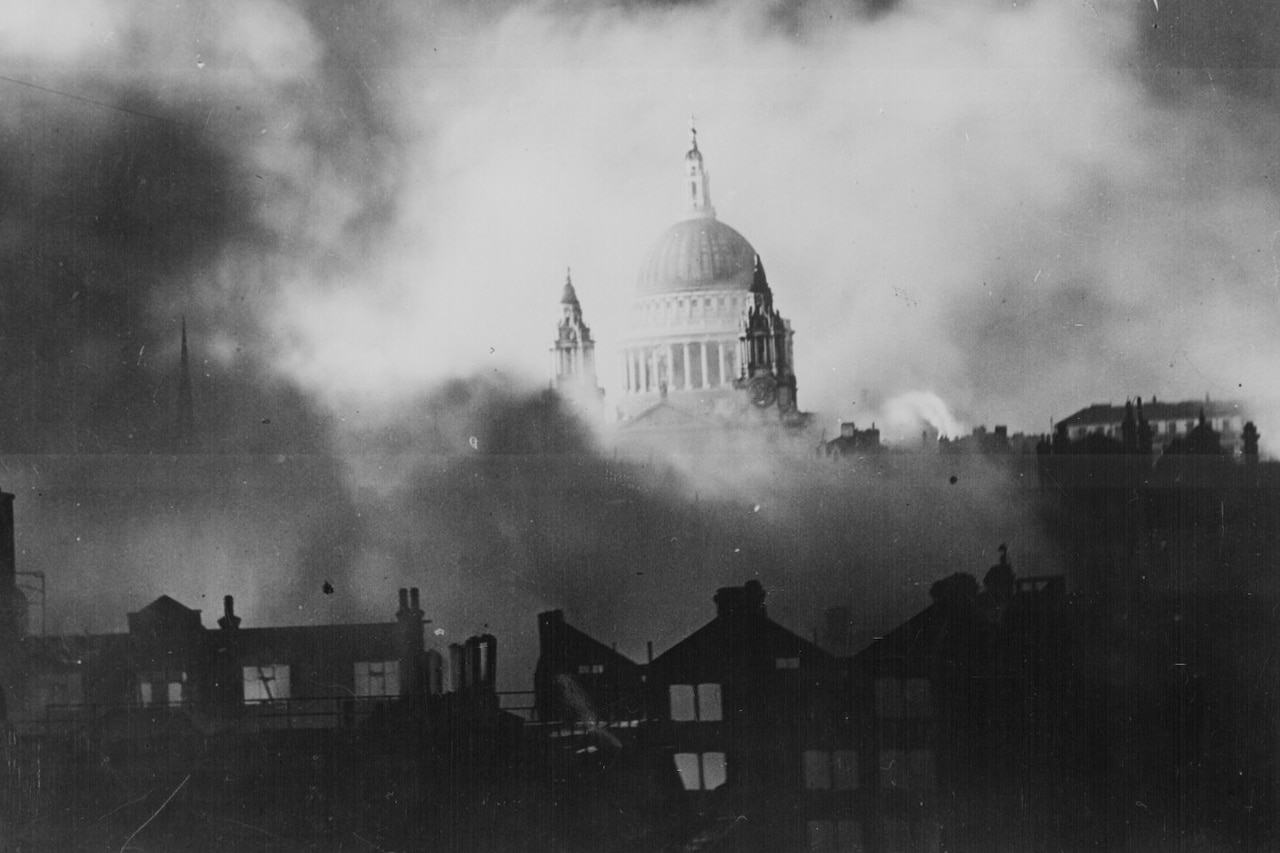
left=218, top=595, right=241, bottom=630
left=396, top=587, right=425, bottom=697
left=714, top=580, right=767, bottom=620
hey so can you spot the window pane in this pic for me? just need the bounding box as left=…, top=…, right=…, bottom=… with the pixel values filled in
left=674, top=753, right=701, bottom=790
left=697, top=683, right=723, bottom=721
left=803, top=750, right=832, bottom=789
left=274, top=666, right=291, bottom=700
left=243, top=665, right=290, bottom=702
left=167, top=682, right=183, bottom=705
left=701, top=752, right=727, bottom=790
left=776, top=657, right=800, bottom=669
left=670, top=685, right=696, bottom=721
left=832, top=750, right=858, bottom=790
left=139, top=682, right=153, bottom=706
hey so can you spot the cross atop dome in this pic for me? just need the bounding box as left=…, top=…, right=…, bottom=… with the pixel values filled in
left=682, top=118, right=715, bottom=220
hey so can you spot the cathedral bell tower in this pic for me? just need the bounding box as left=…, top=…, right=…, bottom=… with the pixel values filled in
left=550, top=269, right=604, bottom=416
left=735, top=256, right=797, bottom=413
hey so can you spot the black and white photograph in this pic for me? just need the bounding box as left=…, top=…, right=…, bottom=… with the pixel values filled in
left=1, top=0, right=1278, bottom=850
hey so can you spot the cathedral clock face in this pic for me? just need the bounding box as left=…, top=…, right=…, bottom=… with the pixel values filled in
left=748, top=376, right=778, bottom=408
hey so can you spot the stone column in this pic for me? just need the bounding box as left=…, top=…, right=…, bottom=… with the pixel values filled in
left=718, top=341, right=728, bottom=387
left=700, top=341, right=709, bottom=390
left=682, top=343, right=692, bottom=390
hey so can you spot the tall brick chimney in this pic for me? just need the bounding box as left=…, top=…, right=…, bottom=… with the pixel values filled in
left=396, top=587, right=426, bottom=697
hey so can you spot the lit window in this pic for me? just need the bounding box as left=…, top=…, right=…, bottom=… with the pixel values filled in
left=669, top=683, right=723, bottom=721
left=697, top=683, right=722, bottom=721
left=354, top=660, right=400, bottom=697
left=775, top=657, right=800, bottom=669
left=576, top=663, right=605, bottom=675
left=669, top=684, right=696, bottom=721
left=674, top=752, right=727, bottom=790
left=243, top=664, right=291, bottom=703
left=138, top=672, right=185, bottom=706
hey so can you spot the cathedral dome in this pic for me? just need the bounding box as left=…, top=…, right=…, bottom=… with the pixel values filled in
left=636, top=217, right=757, bottom=297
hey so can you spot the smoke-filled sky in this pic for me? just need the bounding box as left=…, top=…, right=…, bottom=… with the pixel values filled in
left=3, top=0, right=1280, bottom=681
left=3, top=0, right=1279, bottom=438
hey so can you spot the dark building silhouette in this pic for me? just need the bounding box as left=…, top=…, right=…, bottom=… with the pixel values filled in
left=824, top=421, right=882, bottom=457
left=1056, top=396, right=1248, bottom=454
left=532, top=582, right=866, bottom=852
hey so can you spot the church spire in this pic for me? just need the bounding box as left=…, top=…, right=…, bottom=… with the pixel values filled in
left=683, top=116, right=715, bottom=220
left=550, top=269, right=603, bottom=417
left=551, top=269, right=596, bottom=387
left=176, top=317, right=194, bottom=451
left=561, top=267, right=579, bottom=307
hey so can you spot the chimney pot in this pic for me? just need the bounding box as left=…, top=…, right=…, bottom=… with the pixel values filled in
left=410, top=587, right=420, bottom=611
left=398, top=588, right=409, bottom=610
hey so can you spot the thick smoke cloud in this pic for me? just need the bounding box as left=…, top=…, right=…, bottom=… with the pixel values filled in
left=2, top=0, right=1278, bottom=673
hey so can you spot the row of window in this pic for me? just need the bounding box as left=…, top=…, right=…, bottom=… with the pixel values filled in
left=137, top=661, right=401, bottom=706
left=672, top=748, right=935, bottom=793
left=669, top=683, right=722, bottom=721
left=242, top=661, right=400, bottom=702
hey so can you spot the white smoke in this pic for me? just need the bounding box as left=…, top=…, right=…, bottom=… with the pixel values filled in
left=879, top=391, right=966, bottom=441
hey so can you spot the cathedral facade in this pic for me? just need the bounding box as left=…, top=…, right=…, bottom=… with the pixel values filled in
left=551, top=124, right=805, bottom=434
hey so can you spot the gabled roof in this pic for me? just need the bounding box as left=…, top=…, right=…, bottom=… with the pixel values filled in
left=852, top=604, right=947, bottom=675
left=537, top=610, right=642, bottom=673
left=127, top=595, right=204, bottom=636
left=651, top=610, right=833, bottom=681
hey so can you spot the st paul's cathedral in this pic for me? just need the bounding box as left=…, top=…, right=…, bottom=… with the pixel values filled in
left=550, top=123, right=810, bottom=442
